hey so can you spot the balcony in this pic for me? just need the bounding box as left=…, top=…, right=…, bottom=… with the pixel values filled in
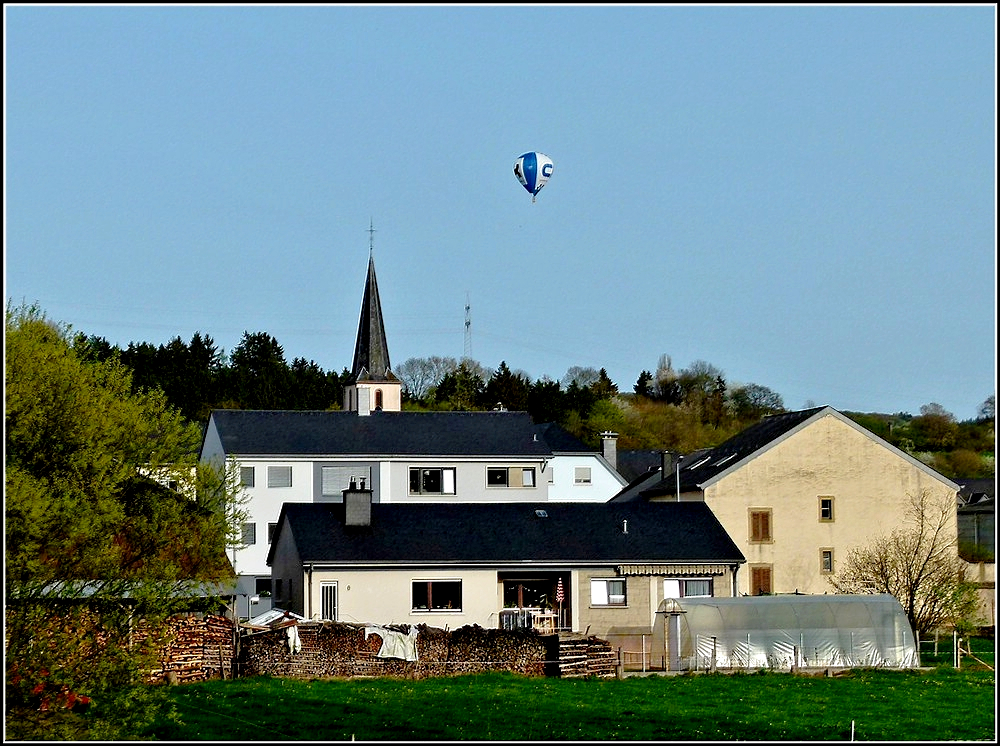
left=498, top=607, right=567, bottom=633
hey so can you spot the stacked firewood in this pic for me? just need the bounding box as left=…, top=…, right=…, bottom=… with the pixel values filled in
left=144, top=613, right=235, bottom=684
left=239, top=621, right=555, bottom=679
left=556, top=635, right=617, bottom=678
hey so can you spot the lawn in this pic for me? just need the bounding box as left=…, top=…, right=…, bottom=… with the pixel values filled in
left=144, top=666, right=996, bottom=741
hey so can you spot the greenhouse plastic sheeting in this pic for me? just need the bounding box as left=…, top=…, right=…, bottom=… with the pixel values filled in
left=654, top=594, right=918, bottom=671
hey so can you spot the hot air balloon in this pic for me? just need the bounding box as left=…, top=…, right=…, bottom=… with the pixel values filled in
left=513, top=152, right=554, bottom=203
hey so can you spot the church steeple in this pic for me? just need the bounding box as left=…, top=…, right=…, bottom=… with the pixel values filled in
left=350, top=252, right=394, bottom=383
left=344, top=222, right=401, bottom=413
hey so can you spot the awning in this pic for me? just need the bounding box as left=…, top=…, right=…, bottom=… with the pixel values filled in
left=617, top=564, right=729, bottom=576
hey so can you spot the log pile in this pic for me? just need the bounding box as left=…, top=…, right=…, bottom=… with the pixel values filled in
left=556, top=634, right=617, bottom=678
left=237, top=621, right=612, bottom=681
left=143, top=613, right=235, bottom=684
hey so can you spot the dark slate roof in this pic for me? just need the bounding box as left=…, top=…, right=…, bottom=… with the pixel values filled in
left=611, top=407, right=828, bottom=501
left=955, top=478, right=996, bottom=506
left=616, top=450, right=664, bottom=482
left=533, top=422, right=595, bottom=453
left=350, top=254, right=396, bottom=383
left=207, top=409, right=552, bottom=457
left=267, top=501, right=745, bottom=566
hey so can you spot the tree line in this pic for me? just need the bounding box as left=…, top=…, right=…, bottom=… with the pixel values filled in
left=70, top=329, right=994, bottom=477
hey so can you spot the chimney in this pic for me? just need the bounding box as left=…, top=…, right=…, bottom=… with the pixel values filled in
left=660, top=450, right=675, bottom=479
left=600, top=431, right=618, bottom=471
left=342, top=479, right=373, bottom=526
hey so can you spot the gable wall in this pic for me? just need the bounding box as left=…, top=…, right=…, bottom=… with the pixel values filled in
left=546, top=454, right=626, bottom=502
left=701, top=413, right=958, bottom=596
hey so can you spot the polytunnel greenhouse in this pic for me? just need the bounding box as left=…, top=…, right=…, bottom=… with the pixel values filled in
left=652, top=593, right=918, bottom=671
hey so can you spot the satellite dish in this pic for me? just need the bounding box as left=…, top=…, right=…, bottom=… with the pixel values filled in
left=513, top=152, right=554, bottom=203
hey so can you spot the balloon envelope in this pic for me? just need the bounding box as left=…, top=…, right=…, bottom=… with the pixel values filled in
left=514, top=152, right=554, bottom=199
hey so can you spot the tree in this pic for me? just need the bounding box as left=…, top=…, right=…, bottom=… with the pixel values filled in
left=976, top=395, right=995, bottom=421
left=590, top=368, right=618, bottom=400
left=395, top=355, right=459, bottom=401
left=431, top=360, right=487, bottom=410
left=482, top=361, right=530, bottom=412
left=728, top=383, right=785, bottom=420
left=908, top=403, right=959, bottom=451
left=633, top=370, right=653, bottom=398
left=561, top=365, right=600, bottom=390
left=827, top=488, right=980, bottom=638
left=5, top=302, right=245, bottom=739
left=225, top=331, right=292, bottom=409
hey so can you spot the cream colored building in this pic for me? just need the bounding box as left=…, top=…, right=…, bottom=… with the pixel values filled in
left=266, top=499, right=744, bottom=646
left=613, top=406, right=960, bottom=597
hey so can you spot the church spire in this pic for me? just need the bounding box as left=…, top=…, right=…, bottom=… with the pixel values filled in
left=344, top=222, right=401, bottom=414
left=350, top=250, right=395, bottom=383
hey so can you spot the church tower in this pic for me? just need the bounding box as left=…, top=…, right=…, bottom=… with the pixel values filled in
left=343, top=225, right=402, bottom=414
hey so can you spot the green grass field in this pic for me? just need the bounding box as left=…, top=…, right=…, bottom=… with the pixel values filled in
left=144, top=665, right=996, bottom=741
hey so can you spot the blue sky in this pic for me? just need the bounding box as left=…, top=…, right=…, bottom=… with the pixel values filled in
left=5, top=4, right=996, bottom=420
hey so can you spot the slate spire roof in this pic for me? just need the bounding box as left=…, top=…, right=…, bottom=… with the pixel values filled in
left=350, top=253, right=396, bottom=384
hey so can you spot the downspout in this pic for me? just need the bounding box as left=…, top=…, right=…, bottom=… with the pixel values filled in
left=731, top=564, right=739, bottom=597
left=308, top=564, right=314, bottom=619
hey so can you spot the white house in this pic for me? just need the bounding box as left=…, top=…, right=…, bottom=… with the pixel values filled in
left=198, top=251, right=623, bottom=603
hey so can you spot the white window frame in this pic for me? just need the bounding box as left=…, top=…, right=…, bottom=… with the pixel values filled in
left=574, top=467, right=592, bottom=485
left=323, top=466, right=372, bottom=497
left=664, top=578, right=713, bottom=599
left=267, top=465, right=292, bottom=488
left=241, top=522, right=256, bottom=546
left=486, top=466, right=536, bottom=489
left=590, top=578, right=627, bottom=606
left=411, top=579, right=463, bottom=612
left=409, top=467, right=457, bottom=495
left=240, top=466, right=255, bottom=487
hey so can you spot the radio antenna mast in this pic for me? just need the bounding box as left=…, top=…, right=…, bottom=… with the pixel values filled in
left=464, top=292, right=472, bottom=360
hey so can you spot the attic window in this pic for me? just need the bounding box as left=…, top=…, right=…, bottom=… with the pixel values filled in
left=688, top=457, right=711, bottom=470
left=535, top=509, right=548, bottom=518
left=713, top=453, right=737, bottom=467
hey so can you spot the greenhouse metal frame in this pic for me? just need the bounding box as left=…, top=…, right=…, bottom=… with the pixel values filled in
left=654, top=593, right=918, bottom=671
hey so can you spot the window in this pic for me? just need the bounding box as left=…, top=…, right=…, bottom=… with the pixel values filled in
left=323, top=466, right=372, bottom=497
left=750, top=565, right=772, bottom=595
left=241, top=522, right=256, bottom=546
left=321, top=582, right=338, bottom=621
left=820, top=549, right=834, bottom=574
left=254, top=577, right=271, bottom=596
left=267, top=466, right=292, bottom=488
left=547, top=467, right=555, bottom=484
left=268, top=522, right=278, bottom=543
left=574, top=467, right=592, bottom=485
left=663, top=579, right=713, bottom=598
left=409, top=467, right=456, bottom=495
left=412, top=580, right=462, bottom=611
left=590, top=578, right=627, bottom=606
left=374, top=389, right=383, bottom=410
left=819, top=496, right=835, bottom=522
left=749, top=509, right=772, bottom=542
left=486, top=467, right=536, bottom=488
left=274, top=578, right=283, bottom=602
left=487, top=467, right=509, bottom=487
left=240, top=466, right=255, bottom=487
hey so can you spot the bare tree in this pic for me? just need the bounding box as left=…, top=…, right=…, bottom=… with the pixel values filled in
left=828, top=488, right=979, bottom=637
left=395, top=355, right=459, bottom=400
